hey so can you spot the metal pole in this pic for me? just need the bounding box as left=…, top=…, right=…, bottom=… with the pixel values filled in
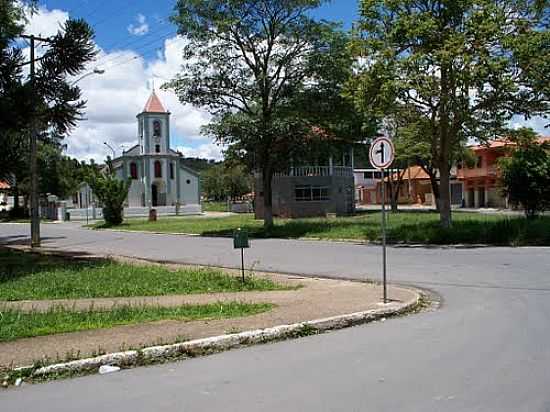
left=381, top=168, right=388, bottom=303
left=241, top=248, right=245, bottom=283
left=29, top=35, right=40, bottom=248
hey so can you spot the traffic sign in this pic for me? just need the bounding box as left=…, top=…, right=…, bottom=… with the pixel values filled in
left=369, top=136, right=395, bottom=170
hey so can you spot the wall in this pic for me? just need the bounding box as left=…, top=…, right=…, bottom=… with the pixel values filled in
left=255, top=174, right=355, bottom=219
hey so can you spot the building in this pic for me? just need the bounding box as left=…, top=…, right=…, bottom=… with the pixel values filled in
left=255, top=148, right=355, bottom=219
left=111, top=91, right=201, bottom=209
left=354, top=168, right=383, bottom=205
left=457, top=141, right=513, bottom=208
left=66, top=92, right=201, bottom=220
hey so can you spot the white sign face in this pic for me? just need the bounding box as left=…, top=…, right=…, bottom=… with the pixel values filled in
left=369, top=137, right=395, bottom=170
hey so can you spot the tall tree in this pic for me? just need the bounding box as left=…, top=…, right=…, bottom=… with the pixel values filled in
left=167, top=0, right=351, bottom=228
left=350, top=0, right=549, bottom=227
left=0, top=0, right=96, bottom=180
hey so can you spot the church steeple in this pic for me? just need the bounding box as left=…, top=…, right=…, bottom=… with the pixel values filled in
left=142, top=91, right=168, bottom=113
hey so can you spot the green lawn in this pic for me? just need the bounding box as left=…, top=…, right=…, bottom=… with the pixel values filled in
left=95, top=212, right=550, bottom=246
left=0, top=249, right=290, bottom=301
left=0, top=302, right=272, bottom=342
left=202, top=201, right=228, bottom=212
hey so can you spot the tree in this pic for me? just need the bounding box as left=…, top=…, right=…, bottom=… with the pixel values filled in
left=0, top=0, right=96, bottom=180
left=350, top=0, right=549, bottom=228
left=202, top=163, right=252, bottom=201
left=167, top=0, right=348, bottom=228
left=500, top=140, right=550, bottom=219
left=87, top=160, right=130, bottom=226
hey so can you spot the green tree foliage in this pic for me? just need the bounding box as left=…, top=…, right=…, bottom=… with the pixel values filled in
left=500, top=139, right=550, bottom=219
left=202, top=163, right=252, bottom=201
left=350, top=0, right=549, bottom=227
left=0, top=0, right=96, bottom=180
left=167, top=0, right=356, bottom=228
left=87, top=160, right=130, bottom=226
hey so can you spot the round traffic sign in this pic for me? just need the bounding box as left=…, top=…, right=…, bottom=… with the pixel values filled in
left=369, top=136, right=395, bottom=170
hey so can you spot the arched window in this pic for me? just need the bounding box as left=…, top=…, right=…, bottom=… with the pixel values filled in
left=154, top=161, right=162, bottom=178
left=130, top=162, right=138, bottom=179
left=153, top=120, right=161, bottom=137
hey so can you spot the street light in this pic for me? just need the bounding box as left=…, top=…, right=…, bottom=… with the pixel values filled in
left=70, top=68, right=105, bottom=86
left=103, top=141, right=116, bottom=158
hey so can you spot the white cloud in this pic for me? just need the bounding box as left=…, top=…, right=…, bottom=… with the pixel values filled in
left=62, top=36, right=214, bottom=161
left=176, top=144, right=224, bottom=161
left=24, top=6, right=69, bottom=37
left=127, top=14, right=149, bottom=36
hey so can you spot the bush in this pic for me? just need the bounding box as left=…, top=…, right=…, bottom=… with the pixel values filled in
left=87, top=160, right=129, bottom=226
left=500, top=142, right=550, bottom=219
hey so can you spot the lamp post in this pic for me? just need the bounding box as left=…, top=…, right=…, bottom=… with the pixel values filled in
left=103, top=142, right=116, bottom=158
left=70, top=68, right=105, bottom=86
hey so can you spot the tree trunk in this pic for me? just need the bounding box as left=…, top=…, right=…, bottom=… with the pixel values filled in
left=262, top=168, right=274, bottom=229
left=439, top=162, right=452, bottom=228
left=427, top=173, right=440, bottom=212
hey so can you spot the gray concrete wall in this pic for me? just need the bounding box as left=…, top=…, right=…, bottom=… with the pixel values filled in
left=255, top=175, right=355, bottom=219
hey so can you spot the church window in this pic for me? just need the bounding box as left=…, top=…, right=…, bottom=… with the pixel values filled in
left=155, top=144, right=160, bottom=153
left=169, top=163, right=174, bottom=180
left=154, top=161, right=162, bottom=178
left=130, top=162, right=138, bottom=179
left=153, top=120, right=161, bottom=137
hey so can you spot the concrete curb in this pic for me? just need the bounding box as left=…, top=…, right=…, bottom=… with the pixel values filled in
left=16, top=293, right=421, bottom=380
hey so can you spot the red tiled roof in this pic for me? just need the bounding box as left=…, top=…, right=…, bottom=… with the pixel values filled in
left=143, top=91, right=167, bottom=113
left=0, top=180, right=10, bottom=190
left=385, top=166, right=430, bottom=182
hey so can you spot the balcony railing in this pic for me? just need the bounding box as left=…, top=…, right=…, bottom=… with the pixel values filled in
left=274, top=166, right=353, bottom=178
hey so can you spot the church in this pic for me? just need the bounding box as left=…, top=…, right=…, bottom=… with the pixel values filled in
left=109, top=91, right=201, bottom=212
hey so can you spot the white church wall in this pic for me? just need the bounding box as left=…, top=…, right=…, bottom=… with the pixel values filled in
left=179, top=167, right=200, bottom=205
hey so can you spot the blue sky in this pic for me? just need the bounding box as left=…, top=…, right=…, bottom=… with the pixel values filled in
left=28, top=1, right=547, bottom=161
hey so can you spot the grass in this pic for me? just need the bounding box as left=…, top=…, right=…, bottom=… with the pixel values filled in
left=0, top=302, right=273, bottom=342
left=202, top=201, right=228, bottom=212
left=0, top=249, right=291, bottom=301
left=94, top=212, right=550, bottom=246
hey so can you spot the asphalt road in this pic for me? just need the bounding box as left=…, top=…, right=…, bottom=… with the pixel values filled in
left=1, top=223, right=550, bottom=412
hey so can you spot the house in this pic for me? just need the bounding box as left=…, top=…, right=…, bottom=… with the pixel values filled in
left=254, top=147, right=356, bottom=219
left=354, top=168, right=383, bottom=205
left=0, top=180, right=10, bottom=211
left=66, top=92, right=201, bottom=220
left=457, top=140, right=514, bottom=208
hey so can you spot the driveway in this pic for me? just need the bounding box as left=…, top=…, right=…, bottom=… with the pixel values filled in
left=1, top=223, right=550, bottom=411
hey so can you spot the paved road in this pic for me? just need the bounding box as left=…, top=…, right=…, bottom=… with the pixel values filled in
left=1, top=223, right=550, bottom=411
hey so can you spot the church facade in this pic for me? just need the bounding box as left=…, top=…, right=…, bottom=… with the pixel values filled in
left=110, top=92, right=201, bottom=210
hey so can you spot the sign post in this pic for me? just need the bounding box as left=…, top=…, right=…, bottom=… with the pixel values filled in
left=233, top=228, right=250, bottom=283
left=369, top=136, right=395, bottom=304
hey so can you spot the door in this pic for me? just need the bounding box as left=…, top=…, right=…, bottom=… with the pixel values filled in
left=152, top=184, right=158, bottom=207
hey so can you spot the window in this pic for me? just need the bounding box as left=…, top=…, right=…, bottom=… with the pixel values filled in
left=153, top=120, right=161, bottom=137
left=476, top=156, right=483, bottom=168
left=364, top=171, right=374, bottom=179
left=130, top=162, right=138, bottom=179
left=295, top=185, right=330, bottom=202
left=169, top=163, right=174, bottom=180
left=155, top=144, right=160, bottom=153
left=154, top=161, right=162, bottom=178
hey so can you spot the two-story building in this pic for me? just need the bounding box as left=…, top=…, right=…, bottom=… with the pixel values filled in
left=254, top=147, right=356, bottom=219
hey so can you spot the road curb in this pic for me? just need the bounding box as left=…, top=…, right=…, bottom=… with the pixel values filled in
left=10, top=293, right=421, bottom=382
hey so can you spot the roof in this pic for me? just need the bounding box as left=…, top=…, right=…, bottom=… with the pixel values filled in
left=385, top=166, right=430, bottom=182
left=470, top=136, right=550, bottom=151
left=0, top=180, right=10, bottom=190
left=142, top=91, right=167, bottom=113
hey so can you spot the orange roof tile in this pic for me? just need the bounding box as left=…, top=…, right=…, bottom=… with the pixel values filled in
left=0, top=180, right=10, bottom=190
left=386, top=166, right=430, bottom=182
left=143, top=91, right=167, bottom=113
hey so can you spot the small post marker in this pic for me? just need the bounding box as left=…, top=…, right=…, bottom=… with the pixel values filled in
left=369, top=136, right=395, bottom=304
left=233, top=228, right=250, bottom=283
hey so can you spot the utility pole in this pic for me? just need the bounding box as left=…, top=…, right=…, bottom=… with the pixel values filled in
left=21, top=34, right=53, bottom=248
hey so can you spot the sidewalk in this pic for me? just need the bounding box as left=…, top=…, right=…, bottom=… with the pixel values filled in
left=0, top=268, right=417, bottom=368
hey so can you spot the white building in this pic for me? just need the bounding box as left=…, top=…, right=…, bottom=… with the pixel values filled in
left=111, top=91, right=200, bottom=209
left=67, top=92, right=201, bottom=220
